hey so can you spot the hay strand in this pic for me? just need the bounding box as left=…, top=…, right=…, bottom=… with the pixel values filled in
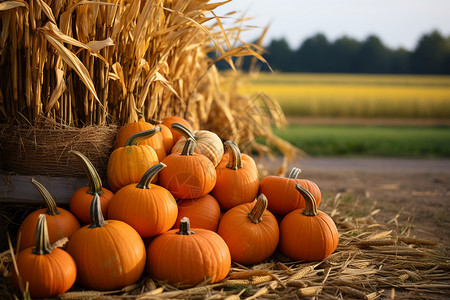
left=287, top=263, right=321, bottom=281
left=298, top=286, right=322, bottom=297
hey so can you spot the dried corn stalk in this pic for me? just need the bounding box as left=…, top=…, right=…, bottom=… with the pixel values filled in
left=0, top=0, right=299, bottom=159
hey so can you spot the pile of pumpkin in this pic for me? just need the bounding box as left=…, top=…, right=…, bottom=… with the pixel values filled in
left=11, top=116, right=339, bottom=298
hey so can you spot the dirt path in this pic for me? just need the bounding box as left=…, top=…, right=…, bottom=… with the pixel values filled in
left=258, top=157, right=450, bottom=254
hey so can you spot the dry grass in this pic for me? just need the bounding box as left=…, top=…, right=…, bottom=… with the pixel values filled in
left=0, top=0, right=298, bottom=159
left=1, top=192, right=449, bottom=299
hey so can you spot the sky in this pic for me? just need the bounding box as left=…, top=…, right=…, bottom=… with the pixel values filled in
left=212, top=0, right=450, bottom=51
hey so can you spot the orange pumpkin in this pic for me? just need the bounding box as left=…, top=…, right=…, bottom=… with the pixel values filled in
left=217, top=194, right=279, bottom=265
left=66, top=193, right=146, bottom=290
left=146, top=118, right=174, bottom=153
left=161, top=116, right=193, bottom=145
left=17, top=179, right=80, bottom=251
left=107, top=163, right=178, bottom=238
left=159, top=123, right=174, bottom=153
left=170, top=123, right=224, bottom=167
left=159, top=138, right=216, bottom=199
left=114, top=114, right=166, bottom=161
left=147, top=217, right=231, bottom=286
left=106, top=128, right=160, bottom=192
left=259, top=167, right=321, bottom=215
left=173, top=194, right=221, bottom=232
left=212, top=140, right=259, bottom=210
left=69, top=150, right=114, bottom=224
left=279, top=184, right=339, bottom=262
left=13, top=215, right=77, bottom=298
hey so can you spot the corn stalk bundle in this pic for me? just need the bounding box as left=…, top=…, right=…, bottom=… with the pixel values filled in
left=0, top=0, right=298, bottom=159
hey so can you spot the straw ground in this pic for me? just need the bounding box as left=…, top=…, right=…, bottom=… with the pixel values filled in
left=1, top=158, right=449, bottom=299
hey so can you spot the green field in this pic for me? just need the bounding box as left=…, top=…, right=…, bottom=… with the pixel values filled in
left=272, top=125, right=450, bottom=157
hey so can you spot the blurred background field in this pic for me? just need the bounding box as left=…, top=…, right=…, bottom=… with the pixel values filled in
left=232, top=72, right=450, bottom=158
left=272, top=124, right=450, bottom=157
left=240, top=73, right=450, bottom=119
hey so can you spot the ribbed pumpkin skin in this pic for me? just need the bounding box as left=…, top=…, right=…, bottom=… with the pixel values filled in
left=106, top=145, right=159, bottom=192
left=217, top=201, right=279, bottom=265
left=108, top=183, right=178, bottom=237
left=70, top=187, right=114, bottom=224
left=13, top=247, right=77, bottom=298
left=173, top=194, right=221, bottom=232
left=171, top=130, right=224, bottom=167
left=18, top=209, right=80, bottom=251
left=114, top=120, right=166, bottom=161
left=159, top=153, right=216, bottom=199
left=212, top=153, right=259, bottom=211
left=147, top=228, right=231, bottom=286
left=259, top=177, right=321, bottom=215
left=279, top=210, right=339, bottom=262
left=161, top=116, right=193, bottom=145
left=66, top=220, right=146, bottom=290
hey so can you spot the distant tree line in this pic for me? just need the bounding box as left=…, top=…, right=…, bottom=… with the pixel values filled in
left=215, top=30, right=450, bottom=74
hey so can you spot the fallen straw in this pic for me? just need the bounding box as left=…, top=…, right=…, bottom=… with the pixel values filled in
left=287, top=262, right=321, bottom=281
left=298, top=286, right=322, bottom=297
left=245, top=281, right=277, bottom=300
left=398, top=237, right=439, bottom=246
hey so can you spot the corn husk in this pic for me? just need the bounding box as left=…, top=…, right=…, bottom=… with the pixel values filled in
left=0, top=0, right=298, bottom=159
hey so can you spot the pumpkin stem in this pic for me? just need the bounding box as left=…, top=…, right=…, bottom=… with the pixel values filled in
left=171, top=122, right=197, bottom=140
left=287, top=167, right=302, bottom=179
left=181, top=138, right=196, bottom=156
left=248, top=194, right=268, bottom=224
left=296, top=184, right=318, bottom=216
left=32, top=214, right=53, bottom=255
left=224, top=140, right=243, bottom=170
left=176, top=217, right=195, bottom=235
left=30, top=178, right=60, bottom=216
left=69, top=150, right=104, bottom=195
left=89, top=193, right=108, bottom=228
left=124, top=126, right=161, bottom=146
left=136, top=163, right=167, bottom=189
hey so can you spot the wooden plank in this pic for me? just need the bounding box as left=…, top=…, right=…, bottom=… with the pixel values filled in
left=0, top=173, right=88, bottom=204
